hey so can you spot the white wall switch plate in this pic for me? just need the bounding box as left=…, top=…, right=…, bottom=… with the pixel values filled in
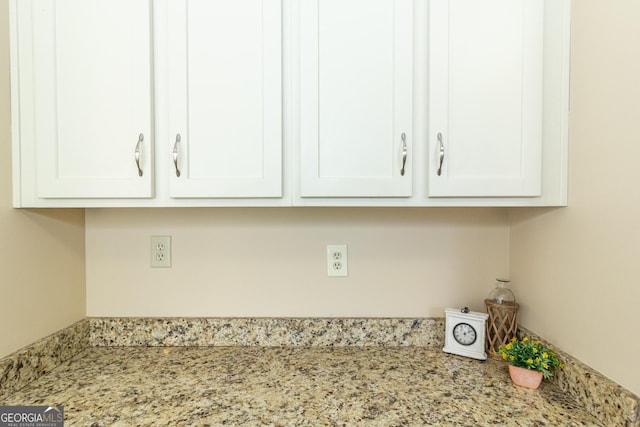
left=151, top=236, right=171, bottom=268
left=327, top=244, right=348, bottom=277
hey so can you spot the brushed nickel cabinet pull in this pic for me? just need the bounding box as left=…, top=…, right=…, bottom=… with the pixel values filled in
left=400, top=132, right=408, bottom=176
left=437, top=132, right=445, bottom=176
left=135, top=133, right=144, bottom=177
left=173, top=134, right=181, bottom=177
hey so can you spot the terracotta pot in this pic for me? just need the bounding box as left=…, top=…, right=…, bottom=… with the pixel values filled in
left=508, top=365, right=543, bottom=389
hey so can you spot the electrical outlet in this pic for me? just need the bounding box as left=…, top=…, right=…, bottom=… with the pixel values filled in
left=151, top=236, right=171, bottom=268
left=327, top=244, right=348, bottom=277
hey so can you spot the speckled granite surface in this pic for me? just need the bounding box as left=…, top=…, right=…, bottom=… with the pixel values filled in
left=518, top=327, right=639, bottom=427
left=1, top=318, right=638, bottom=426
left=90, top=317, right=445, bottom=347
left=2, top=346, right=604, bottom=426
left=0, top=320, right=88, bottom=401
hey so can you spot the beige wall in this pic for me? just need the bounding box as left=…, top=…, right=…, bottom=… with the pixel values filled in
left=509, top=0, right=640, bottom=396
left=0, top=3, right=86, bottom=358
left=86, top=208, right=508, bottom=317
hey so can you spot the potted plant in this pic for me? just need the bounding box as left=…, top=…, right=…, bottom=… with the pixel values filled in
left=498, top=337, right=564, bottom=389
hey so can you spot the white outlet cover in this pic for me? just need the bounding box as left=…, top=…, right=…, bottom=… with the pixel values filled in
left=151, top=236, right=172, bottom=268
left=327, top=244, right=348, bottom=277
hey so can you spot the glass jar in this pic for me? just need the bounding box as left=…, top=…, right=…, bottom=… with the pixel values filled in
left=487, top=278, right=515, bottom=304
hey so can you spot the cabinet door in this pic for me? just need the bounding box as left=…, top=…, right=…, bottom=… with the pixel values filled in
left=167, top=0, right=282, bottom=198
left=429, top=0, right=543, bottom=197
left=23, top=0, right=153, bottom=198
left=299, top=0, right=413, bottom=197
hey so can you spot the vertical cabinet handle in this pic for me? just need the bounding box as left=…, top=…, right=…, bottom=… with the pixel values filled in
left=400, top=132, right=408, bottom=176
left=173, top=134, right=181, bottom=177
left=437, top=132, right=445, bottom=176
left=134, top=133, right=144, bottom=177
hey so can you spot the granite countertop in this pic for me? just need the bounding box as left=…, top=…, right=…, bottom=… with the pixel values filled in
left=2, top=346, right=602, bottom=426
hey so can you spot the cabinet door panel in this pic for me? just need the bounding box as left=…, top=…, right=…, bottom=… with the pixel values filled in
left=300, top=0, right=413, bottom=197
left=29, top=0, right=153, bottom=198
left=168, top=0, right=282, bottom=198
left=429, top=0, right=543, bottom=197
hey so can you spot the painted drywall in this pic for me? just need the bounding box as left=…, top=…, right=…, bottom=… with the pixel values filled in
left=0, top=3, right=86, bottom=358
left=86, top=207, right=508, bottom=317
left=509, top=0, right=640, bottom=396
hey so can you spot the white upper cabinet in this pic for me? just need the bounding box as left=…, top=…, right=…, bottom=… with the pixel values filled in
left=14, top=0, right=153, bottom=199
left=166, top=0, right=282, bottom=198
left=10, top=0, right=570, bottom=207
left=298, top=0, right=413, bottom=197
left=428, top=0, right=544, bottom=197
